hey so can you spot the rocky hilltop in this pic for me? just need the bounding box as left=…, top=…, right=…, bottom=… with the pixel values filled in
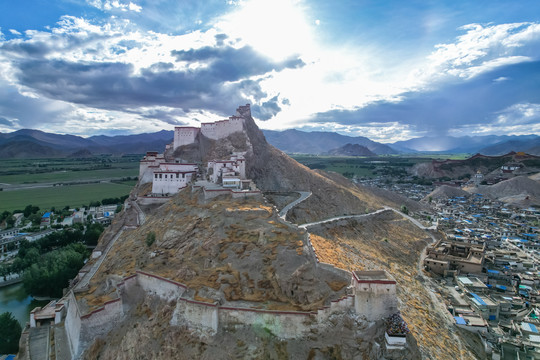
left=326, top=143, right=376, bottom=157
left=24, top=105, right=484, bottom=360
left=411, top=152, right=540, bottom=180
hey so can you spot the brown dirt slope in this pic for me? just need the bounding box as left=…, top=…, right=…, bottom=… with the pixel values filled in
left=425, top=185, right=471, bottom=201
left=78, top=189, right=349, bottom=312
left=168, top=110, right=426, bottom=224
left=473, top=176, right=540, bottom=206
left=308, top=210, right=476, bottom=360
left=242, top=115, right=426, bottom=223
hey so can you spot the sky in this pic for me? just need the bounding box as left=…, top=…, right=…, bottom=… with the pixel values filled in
left=0, top=0, right=539, bottom=143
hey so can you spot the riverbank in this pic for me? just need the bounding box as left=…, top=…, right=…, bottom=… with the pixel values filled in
left=0, top=283, right=49, bottom=326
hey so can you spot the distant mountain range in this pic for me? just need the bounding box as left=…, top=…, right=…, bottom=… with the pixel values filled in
left=264, top=130, right=540, bottom=156
left=262, top=129, right=397, bottom=155
left=390, top=134, right=540, bottom=155
left=0, top=128, right=538, bottom=158
left=0, top=129, right=173, bottom=158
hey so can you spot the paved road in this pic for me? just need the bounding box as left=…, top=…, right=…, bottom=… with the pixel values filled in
left=279, top=191, right=311, bottom=220
left=1, top=177, right=130, bottom=191
left=28, top=325, right=50, bottom=360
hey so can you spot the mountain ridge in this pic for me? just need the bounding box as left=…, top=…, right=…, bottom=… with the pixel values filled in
left=2, top=128, right=539, bottom=158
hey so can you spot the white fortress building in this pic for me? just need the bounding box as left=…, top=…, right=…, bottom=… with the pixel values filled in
left=139, top=104, right=256, bottom=196
left=173, top=104, right=250, bottom=150
left=207, top=153, right=246, bottom=187
left=151, top=163, right=198, bottom=195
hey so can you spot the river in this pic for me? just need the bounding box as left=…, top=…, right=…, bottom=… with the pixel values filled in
left=0, top=283, right=49, bottom=326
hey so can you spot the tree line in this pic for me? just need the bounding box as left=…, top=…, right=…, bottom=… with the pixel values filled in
left=0, top=225, right=103, bottom=297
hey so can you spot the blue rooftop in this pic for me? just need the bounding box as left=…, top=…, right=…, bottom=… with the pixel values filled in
left=487, top=269, right=500, bottom=274
left=42, top=212, right=51, bottom=218
left=455, top=316, right=467, bottom=325
left=470, top=292, right=487, bottom=306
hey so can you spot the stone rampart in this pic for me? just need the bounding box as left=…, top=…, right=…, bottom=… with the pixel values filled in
left=78, top=297, right=124, bottom=352
left=174, top=127, right=200, bottom=149
left=137, top=196, right=172, bottom=206
left=64, top=291, right=82, bottom=357
left=317, top=262, right=352, bottom=279
left=171, top=299, right=219, bottom=334
left=64, top=268, right=398, bottom=357
left=218, top=306, right=313, bottom=338
left=136, top=271, right=187, bottom=300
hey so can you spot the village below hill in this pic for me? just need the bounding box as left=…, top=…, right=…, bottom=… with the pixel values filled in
left=0, top=105, right=539, bottom=359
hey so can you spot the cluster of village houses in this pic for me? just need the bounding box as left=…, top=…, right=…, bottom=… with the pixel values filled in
left=0, top=205, right=117, bottom=260
left=423, top=193, right=540, bottom=359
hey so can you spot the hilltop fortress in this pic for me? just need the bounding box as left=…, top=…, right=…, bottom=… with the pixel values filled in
left=138, top=104, right=257, bottom=197
left=173, top=104, right=250, bottom=149
left=22, top=104, right=419, bottom=360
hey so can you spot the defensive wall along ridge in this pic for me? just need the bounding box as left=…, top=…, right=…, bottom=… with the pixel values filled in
left=61, top=268, right=399, bottom=358
left=59, top=191, right=423, bottom=358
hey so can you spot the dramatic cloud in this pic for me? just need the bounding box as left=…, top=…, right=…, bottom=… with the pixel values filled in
left=0, top=1, right=539, bottom=142
left=309, top=60, right=540, bottom=139
left=87, top=0, right=142, bottom=13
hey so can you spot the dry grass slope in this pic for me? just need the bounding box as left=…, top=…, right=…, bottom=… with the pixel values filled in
left=309, top=211, right=475, bottom=360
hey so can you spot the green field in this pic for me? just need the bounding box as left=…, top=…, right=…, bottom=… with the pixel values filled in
left=0, top=168, right=139, bottom=185
left=0, top=182, right=134, bottom=212
left=0, top=156, right=140, bottom=185
left=290, top=155, right=433, bottom=179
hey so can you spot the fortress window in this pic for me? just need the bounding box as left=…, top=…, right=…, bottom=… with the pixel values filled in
left=176, top=173, right=179, bottom=178
left=159, top=174, right=162, bottom=179
left=154, top=174, right=158, bottom=179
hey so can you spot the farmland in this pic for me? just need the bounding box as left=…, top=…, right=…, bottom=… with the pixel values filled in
left=0, top=156, right=140, bottom=185
left=0, top=156, right=140, bottom=212
left=0, top=182, right=134, bottom=212
left=290, top=155, right=434, bottom=179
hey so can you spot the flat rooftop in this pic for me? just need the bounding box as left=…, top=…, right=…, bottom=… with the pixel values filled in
left=352, top=270, right=396, bottom=284
left=463, top=315, right=487, bottom=327
left=353, top=270, right=389, bottom=280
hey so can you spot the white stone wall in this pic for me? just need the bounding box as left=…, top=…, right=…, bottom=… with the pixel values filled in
left=151, top=172, right=194, bottom=194
left=159, top=163, right=198, bottom=172
left=77, top=298, right=124, bottom=357
left=136, top=271, right=187, bottom=301
left=200, top=117, right=244, bottom=140
left=218, top=307, right=312, bottom=339
left=173, top=127, right=199, bottom=149
left=230, top=190, right=261, bottom=199
left=171, top=299, right=219, bottom=334
left=354, top=282, right=397, bottom=321
left=151, top=163, right=197, bottom=195
left=64, top=291, right=82, bottom=357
